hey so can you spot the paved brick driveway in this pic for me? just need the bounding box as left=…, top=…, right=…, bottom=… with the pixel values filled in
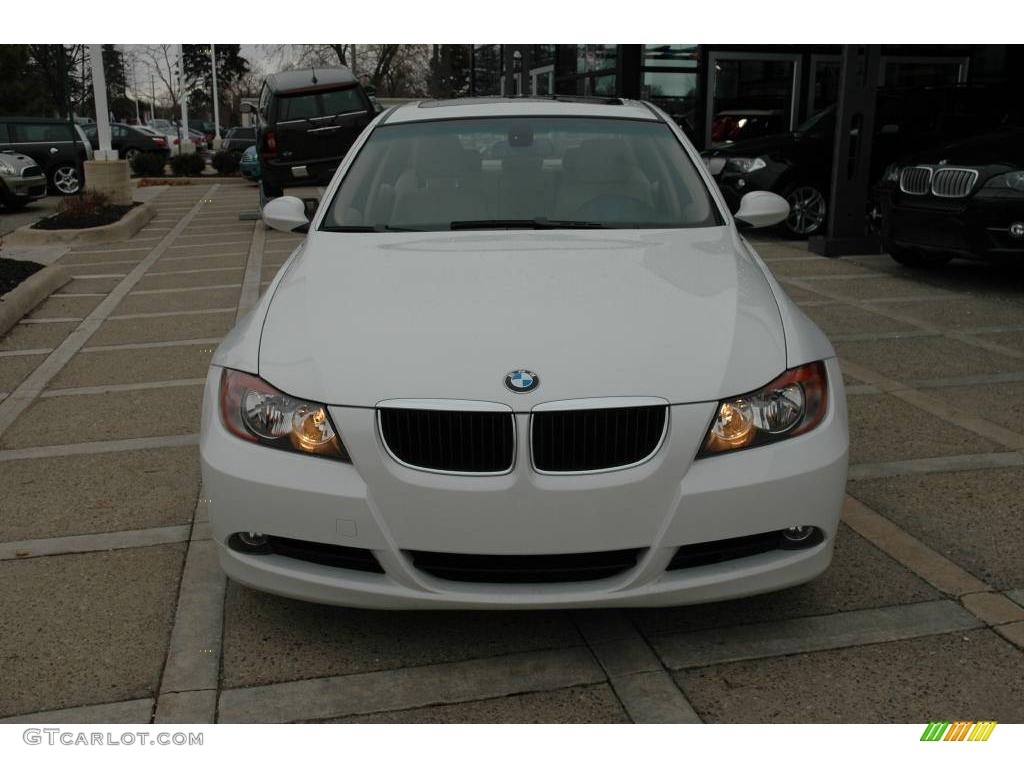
left=1, top=185, right=1022, bottom=723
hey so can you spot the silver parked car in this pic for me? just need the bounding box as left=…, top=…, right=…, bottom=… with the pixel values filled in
left=0, top=149, right=47, bottom=210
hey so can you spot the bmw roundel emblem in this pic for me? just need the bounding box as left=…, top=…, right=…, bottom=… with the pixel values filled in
left=505, top=369, right=539, bottom=393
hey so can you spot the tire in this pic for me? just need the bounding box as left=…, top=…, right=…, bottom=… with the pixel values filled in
left=781, top=184, right=828, bottom=239
left=889, top=245, right=953, bottom=269
left=124, top=147, right=141, bottom=162
left=50, top=164, right=81, bottom=195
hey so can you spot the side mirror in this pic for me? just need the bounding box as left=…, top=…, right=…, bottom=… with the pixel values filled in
left=735, top=191, right=790, bottom=229
left=262, top=196, right=309, bottom=233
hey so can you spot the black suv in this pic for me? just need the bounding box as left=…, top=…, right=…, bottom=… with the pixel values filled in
left=877, top=128, right=1024, bottom=267
left=701, top=84, right=1022, bottom=238
left=251, top=67, right=377, bottom=203
left=0, top=117, right=92, bottom=195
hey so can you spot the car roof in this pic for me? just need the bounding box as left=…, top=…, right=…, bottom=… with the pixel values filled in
left=382, top=97, right=660, bottom=125
left=265, top=67, right=358, bottom=94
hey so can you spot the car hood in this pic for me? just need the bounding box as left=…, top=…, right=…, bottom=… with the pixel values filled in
left=899, top=128, right=1024, bottom=167
left=257, top=227, right=787, bottom=408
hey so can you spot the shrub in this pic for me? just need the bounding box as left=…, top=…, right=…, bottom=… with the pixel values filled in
left=169, top=152, right=207, bottom=177
left=57, top=190, right=113, bottom=217
left=211, top=150, right=240, bottom=176
left=130, top=152, right=168, bottom=177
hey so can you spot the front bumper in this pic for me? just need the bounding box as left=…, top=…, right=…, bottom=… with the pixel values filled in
left=0, top=172, right=47, bottom=202
left=879, top=187, right=1024, bottom=261
left=200, top=359, right=849, bottom=609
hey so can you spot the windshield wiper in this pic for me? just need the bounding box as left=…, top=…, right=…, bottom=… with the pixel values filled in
left=449, top=218, right=609, bottom=231
left=320, top=224, right=425, bottom=232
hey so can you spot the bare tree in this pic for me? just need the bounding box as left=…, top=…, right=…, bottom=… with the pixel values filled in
left=137, top=44, right=186, bottom=112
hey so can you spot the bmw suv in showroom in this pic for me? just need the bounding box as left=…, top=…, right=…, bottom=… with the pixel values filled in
left=877, top=127, right=1024, bottom=267
left=200, top=97, right=849, bottom=609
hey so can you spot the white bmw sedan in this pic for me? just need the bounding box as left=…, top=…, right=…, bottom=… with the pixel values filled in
left=200, top=97, right=848, bottom=609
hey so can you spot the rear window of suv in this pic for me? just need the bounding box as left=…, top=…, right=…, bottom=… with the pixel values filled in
left=276, top=87, right=365, bottom=122
left=11, top=123, right=75, bottom=142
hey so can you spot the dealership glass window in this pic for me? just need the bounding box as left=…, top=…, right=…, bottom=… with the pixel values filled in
left=882, top=59, right=967, bottom=87
left=643, top=45, right=698, bottom=68
left=642, top=70, right=698, bottom=137
left=472, top=44, right=503, bottom=96
left=707, top=55, right=800, bottom=146
left=809, top=57, right=841, bottom=114
left=576, top=44, right=617, bottom=75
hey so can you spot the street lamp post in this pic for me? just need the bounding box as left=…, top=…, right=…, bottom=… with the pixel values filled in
left=176, top=43, right=193, bottom=154
left=211, top=44, right=222, bottom=149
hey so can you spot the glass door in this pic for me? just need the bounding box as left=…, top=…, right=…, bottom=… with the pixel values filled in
left=706, top=52, right=801, bottom=147
left=530, top=65, right=554, bottom=96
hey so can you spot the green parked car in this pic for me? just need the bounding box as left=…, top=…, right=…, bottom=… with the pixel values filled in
left=239, top=144, right=260, bottom=180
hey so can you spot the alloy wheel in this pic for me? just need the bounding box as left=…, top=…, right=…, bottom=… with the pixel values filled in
left=785, top=186, right=827, bottom=236
left=125, top=148, right=140, bottom=162
left=52, top=165, right=81, bottom=195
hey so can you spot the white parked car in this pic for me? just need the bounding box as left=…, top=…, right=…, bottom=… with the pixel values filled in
left=201, top=97, right=849, bottom=609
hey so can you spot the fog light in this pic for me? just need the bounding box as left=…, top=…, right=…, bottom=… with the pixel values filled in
left=229, top=531, right=271, bottom=554
left=782, top=526, right=815, bottom=543
left=1010, top=222, right=1024, bottom=239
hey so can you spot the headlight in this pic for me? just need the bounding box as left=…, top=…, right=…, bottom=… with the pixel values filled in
left=0, top=158, right=16, bottom=175
left=218, top=369, right=350, bottom=460
left=983, top=170, right=1024, bottom=192
left=884, top=163, right=901, bottom=183
left=698, top=362, right=829, bottom=458
left=725, top=157, right=767, bottom=174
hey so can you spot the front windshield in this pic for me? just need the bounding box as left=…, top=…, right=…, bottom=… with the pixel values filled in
left=321, top=116, right=722, bottom=231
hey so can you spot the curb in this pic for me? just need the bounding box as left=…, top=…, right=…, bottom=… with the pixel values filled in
left=4, top=203, right=156, bottom=246
left=0, top=263, right=72, bottom=337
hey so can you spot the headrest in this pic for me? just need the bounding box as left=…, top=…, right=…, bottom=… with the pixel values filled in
left=416, top=135, right=481, bottom=179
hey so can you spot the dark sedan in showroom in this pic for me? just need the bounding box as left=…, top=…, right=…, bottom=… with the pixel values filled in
left=876, top=128, right=1024, bottom=268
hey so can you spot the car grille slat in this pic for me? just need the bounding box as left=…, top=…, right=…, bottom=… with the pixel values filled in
left=899, top=166, right=932, bottom=195
left=409, top=548, right=643, bottom=583
left=532, top=405, right=667, bottom=473
left=931, top=167, right=978, bottom=198
left=379, top=407, right=514, bottom=474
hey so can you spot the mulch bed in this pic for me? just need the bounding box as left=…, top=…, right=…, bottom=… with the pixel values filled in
left=31, top=202, right=139, bottom=231
left=0, top=257, right=44, bottom=296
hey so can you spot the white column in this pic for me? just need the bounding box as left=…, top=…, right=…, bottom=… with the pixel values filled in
left=211, top=44, right=222, bottom=149
left=90, top=45, right=117, bottom=160
left=177, top=43, right=194, bottom=154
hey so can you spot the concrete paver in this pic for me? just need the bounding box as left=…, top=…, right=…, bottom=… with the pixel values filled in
left=50, top=343, right=215, bottom=388
left=324, top=684, right=629, bottom=723
left=221, top=581, right=584, bottom=688
left=0, top=385, right=203, bottom=449
left=88, top=312, right=235, bottom=347
left=0, top=446, right=198, bottom=540
left=675, top=629, right=1024, bottom=723
left=848, top=468, right=1024, bottom=590
left=0, top=545, right=185, bottom=718
left=846, top=393, right=999, bottom=465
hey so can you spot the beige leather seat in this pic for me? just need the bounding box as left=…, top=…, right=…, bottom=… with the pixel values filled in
left=555, top=138, right=652, bottom=220
left=391, top=135, right=487, bottom=226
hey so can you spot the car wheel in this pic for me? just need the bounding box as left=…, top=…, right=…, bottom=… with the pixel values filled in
left=782, top=185, right=828, bottom=239
left=50, top=164, right=81, bottom=195
left=889, top=245, right=953, bottom=269
left=124, top=148, right=141, bottom=162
